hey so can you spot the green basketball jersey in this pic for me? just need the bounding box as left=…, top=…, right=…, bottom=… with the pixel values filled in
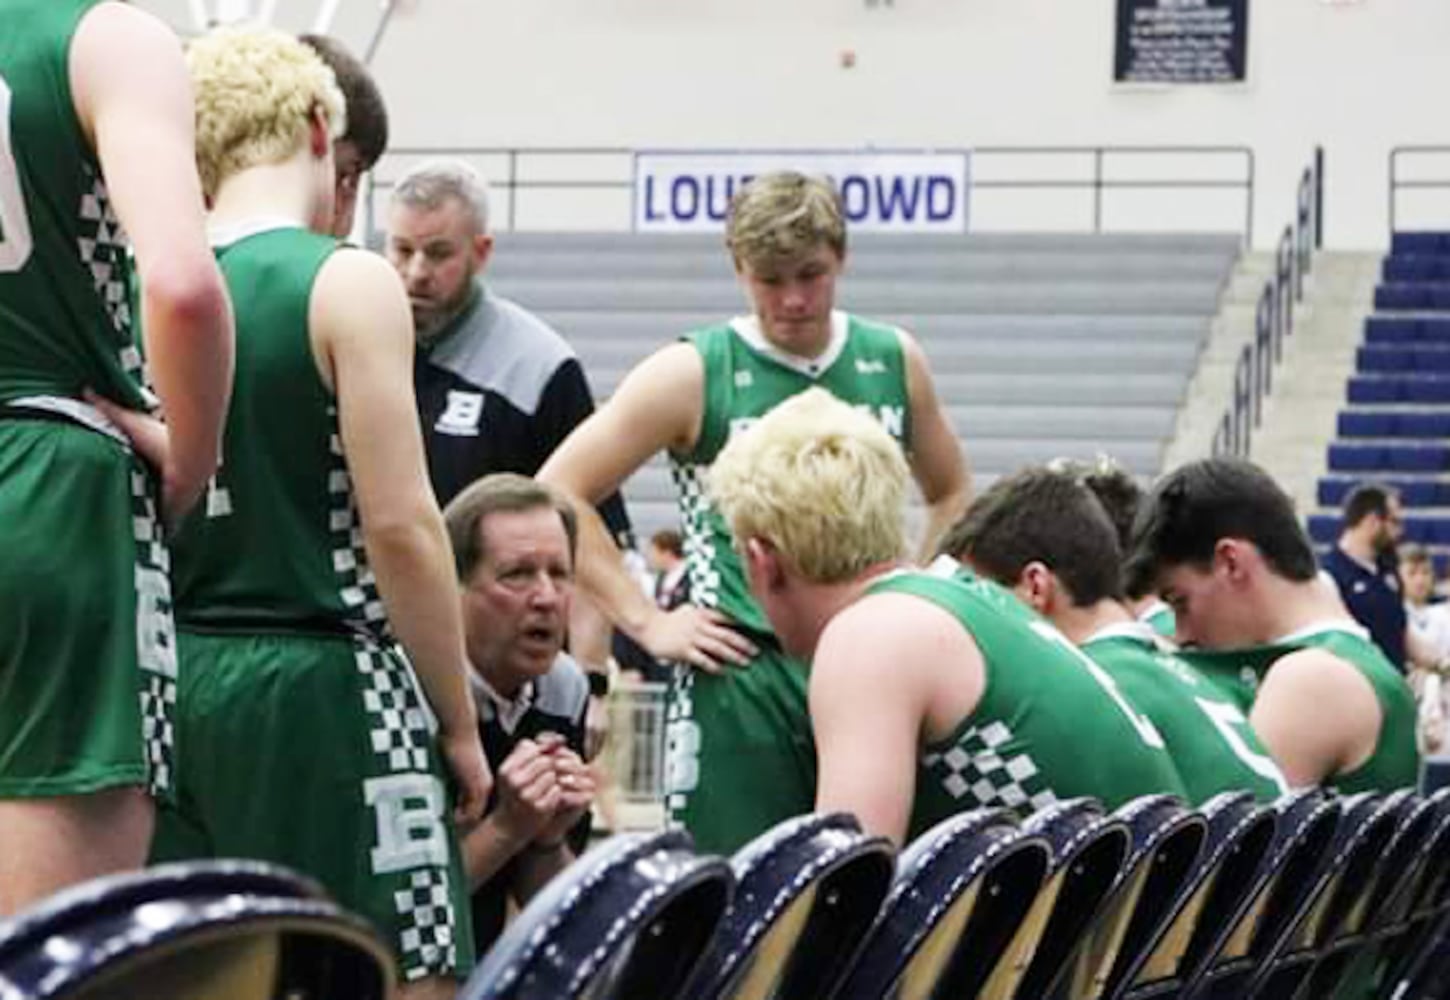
left=1139, top=599, right=1177, bottom=640
left=169, top=224, right=386, bottom=637
left=672, top=312, right=911, bottom=634
left=1180, top=622, right=1419, bottom=794
left=1081, top=624, right=1287, bottom=804
left=0, top=0, right=148, bottom=409
left=866, top=565, right=1186, bottom=840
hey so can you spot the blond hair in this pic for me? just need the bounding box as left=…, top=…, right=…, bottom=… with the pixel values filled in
left=709, top=388, right=908, bottom=584
left=725, top=171, right=847, bottom=271
left=187, top=27, right=346, bottom=200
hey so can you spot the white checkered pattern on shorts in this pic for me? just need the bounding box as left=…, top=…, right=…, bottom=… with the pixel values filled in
left=356, top=645, right=433, bottom=773
left=395, top=869, right=459, bottom=980
left=129, top=469, right=176, bottom=796
left=922, top=720, right=1058, bottom=814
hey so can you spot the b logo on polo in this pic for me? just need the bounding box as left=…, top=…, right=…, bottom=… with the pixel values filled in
left=436, top=391, right=483, bottom=436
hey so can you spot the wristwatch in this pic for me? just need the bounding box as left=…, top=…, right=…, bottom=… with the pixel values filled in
left=587, top=671, right=610, bottom=698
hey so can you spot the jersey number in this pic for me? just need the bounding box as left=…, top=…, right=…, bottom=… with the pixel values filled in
left=1194, top=696, right=1290, bottom=794
left=0, top=74, right=34, bottom=272
left=1030, top=620, right=1167, bottom=750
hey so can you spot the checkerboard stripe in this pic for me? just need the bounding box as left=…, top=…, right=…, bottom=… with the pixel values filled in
left=394, top=869, right=459, bottom=981
left=130, top=469, right=176, bottom=796
left=327, top=415, right=388, bottom=633
left=922, top=720, right=1058, bottom=814
left=671, top=462, right=724, bottom=609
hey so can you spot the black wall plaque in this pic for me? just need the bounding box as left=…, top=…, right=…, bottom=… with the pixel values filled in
left=1114, top=0, right=1249, bottom=84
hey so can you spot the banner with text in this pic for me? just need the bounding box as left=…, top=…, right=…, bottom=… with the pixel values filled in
left=633, top=151, right=970, bottom=233
left=1114, top=0, right=1249, bottom=85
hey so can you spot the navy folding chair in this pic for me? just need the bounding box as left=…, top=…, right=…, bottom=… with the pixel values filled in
left=832, top=807, right=1052, bottom=1000
left=1245, top=792, right=1403, bottom=998
left=687, top=813, right=894, bottom=1000
left=463, top=830, right=733, bottom=1000
left=1117, top=791, right=1278, bottom=1000
left=1292, top=790, right=1422, bottom=999
left=1183, top=789, right=1342, bottom=1000
left=1006, top=799, right=1132, bottom=1000
left=1052, top=795, right=1205, bottom=1000
left=0, top=860, right=394, bottom=1000
left=1377, top=788, right=1450, bottom=998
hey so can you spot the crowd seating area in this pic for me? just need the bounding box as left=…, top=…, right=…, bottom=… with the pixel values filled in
left=487, top=231, right=1242, bottom=538
left=10, top=788, right=1448, bottom=1000
left=1312, top=232, right=1450, bottom=571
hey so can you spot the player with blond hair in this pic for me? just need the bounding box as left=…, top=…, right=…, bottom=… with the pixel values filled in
left=99, top=28, right=488, bottom=995
left=539, top=171, right=970, bottom=852
left=0, top=0, right=233, bottom=914
left=708, top=389, right=1182, bottom=846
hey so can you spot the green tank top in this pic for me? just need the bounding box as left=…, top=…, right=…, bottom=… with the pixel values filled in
left=0, top=0, right=148, bottom=409
left=671, top=312, right=912, bottom=635
left=866, top=565, right=1186, bottom=840
left=170, top=225, right=386, bottom=637
left=1180, top=623, right=1419, bottom=794
left=1139, top=600, right=1176, bottom=639
left=1081, top=624, right=1287, bottom=804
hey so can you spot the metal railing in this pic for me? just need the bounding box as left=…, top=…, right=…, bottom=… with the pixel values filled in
left=1211, top=148, right=1324, bottom=459
left=364, top=144, right=1255, bottom=239
left=1389, top=146, right=1450, bottom=235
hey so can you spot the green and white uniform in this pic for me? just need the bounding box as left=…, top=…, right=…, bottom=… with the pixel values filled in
left=0, top=0, right=175, bottom=798
left=1081, top=623, right=1287, bottom=804
left=665, top=311, right=913, bottom=853
left=871, top=565, right=1186, bottom=841
left=152, top=223, right=473, bottom=981
left=1138, top=599, right=1177, bottom=640
left=1181, top=622, right=1420, bottom=794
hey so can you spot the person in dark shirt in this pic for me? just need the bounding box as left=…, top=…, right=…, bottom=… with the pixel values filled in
left=384, top=158, right=631, bottom=537
left=443, top=473, right=597, bottom=955
left=1321, top=482, right=1413, bottom=671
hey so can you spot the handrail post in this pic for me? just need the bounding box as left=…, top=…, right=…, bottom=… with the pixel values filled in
left=1314, top=144, right=1324, bottom=249
left=507, top=149, right=518, bottom=231
left=1093, top=147, right=1104, bottom=233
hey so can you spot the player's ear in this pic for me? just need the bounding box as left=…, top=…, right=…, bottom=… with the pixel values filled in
left=1213, top=538, right=1247, bottom=581
left=1017, top=561, right=1055, bottom=614
left=308, top=104, right=330, bottom=159
left=744, top=537, right=785, bottom=590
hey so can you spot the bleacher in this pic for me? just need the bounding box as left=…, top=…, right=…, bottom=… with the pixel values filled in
left=487, top=230, right=1242, bottom=538
left=1311, top=232, right=1450, bottom=571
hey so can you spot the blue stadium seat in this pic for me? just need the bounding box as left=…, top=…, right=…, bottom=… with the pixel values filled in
left=1184, top=789, right=1340, bottom=1000
left=1392, top=232, right=1450, bottom=256
left=0, top=860, right=394, bottom=1000
left=1358, top=344, right=1450, bottom=374
left=686, top=813, right=893, bottom=1000
left=464, top=831, right=733, bottom=1000
left=1376, top=282, right=1450, bottom=311
left=1383, top=256, right=1450, bottom=283
left=1008, top=799, right=1133, bottom=1000
left=833, top=808, right=1052, bottom=1000
left=1318, top=475, right=1450, bottom=509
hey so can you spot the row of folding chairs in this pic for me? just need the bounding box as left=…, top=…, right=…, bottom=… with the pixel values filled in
left=470, top=787, right=1450, bottom=1000
left=1, top=787, right=1449, bottom=998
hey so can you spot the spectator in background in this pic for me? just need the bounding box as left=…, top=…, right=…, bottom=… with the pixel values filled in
left=1402, top=543, right=1450, bottom=663
left=538, top=171, right=970, bottom=853
left=0, top=0, right=233, bottom=914
left=443, top=474, right=596, bottom=956
left=1126, top=459, right=1418, bottom=793
left=648, top=528, right=690, bottom=611
left=298, top=33, right=389, bottom=240
left=1321, top=483, right=1411, bottom=671
left=386, top=159, right=630, bottom=742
